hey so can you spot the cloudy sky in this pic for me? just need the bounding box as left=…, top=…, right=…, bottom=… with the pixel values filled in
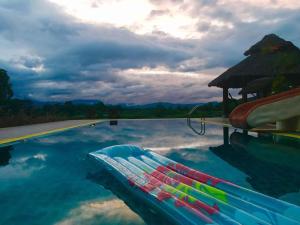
left=0, top=0, right=299, bottom=104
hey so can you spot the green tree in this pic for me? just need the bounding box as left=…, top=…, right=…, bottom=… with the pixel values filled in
left=272, top=74, right=291, bottom=94
left=0, top=69, right=13, bottom=101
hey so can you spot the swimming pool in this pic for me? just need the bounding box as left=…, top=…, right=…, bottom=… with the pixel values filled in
left=0, top=119, right=299, bottom=225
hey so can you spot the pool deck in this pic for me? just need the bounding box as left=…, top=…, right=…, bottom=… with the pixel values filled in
left=0, top=120, right=102, bottom=145
left=202, top=117, right=232, bottom=127
left=199, top=117, right=275, bottom=131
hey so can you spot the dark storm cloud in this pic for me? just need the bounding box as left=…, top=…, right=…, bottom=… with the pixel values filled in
left=0, top=0, right=299, bottom=103
left=59, top=39, right=187, bottom=68
left=0, top=0, right=193, bottom=101
left=185, top=2, right=300, bottom=72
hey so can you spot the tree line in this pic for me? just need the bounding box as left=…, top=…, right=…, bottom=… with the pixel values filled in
left=0, top=69, right=226, bottom=128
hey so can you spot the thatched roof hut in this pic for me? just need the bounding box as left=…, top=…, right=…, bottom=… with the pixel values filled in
left=209, top=34, right=300, bottom=88
left=208, top=34, right=300, bottom=116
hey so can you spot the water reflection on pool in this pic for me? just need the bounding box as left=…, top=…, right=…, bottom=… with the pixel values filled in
left=0, top=119, right=299, bottom=225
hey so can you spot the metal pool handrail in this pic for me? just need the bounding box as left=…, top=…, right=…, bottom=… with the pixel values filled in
left=187, top=105, right=206, bottom=135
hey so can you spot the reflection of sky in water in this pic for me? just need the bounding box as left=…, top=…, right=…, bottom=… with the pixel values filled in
left=55, top=199, right=145, bottom=225
left=0, top=119, right=299, bottom=225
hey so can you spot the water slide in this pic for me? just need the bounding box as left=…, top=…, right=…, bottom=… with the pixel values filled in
left=229, top=87, right=300, bottom=130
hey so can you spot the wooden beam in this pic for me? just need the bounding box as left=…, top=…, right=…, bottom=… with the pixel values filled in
left=223, top=88, right=229, bottom=117
left=223, top=127, right=229, bottom=146
left=242, top=91, right=247, bottom=103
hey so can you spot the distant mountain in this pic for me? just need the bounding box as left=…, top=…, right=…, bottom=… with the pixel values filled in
left=30, top=99, right=219, bottom=108
left=116, top=102, right=219, bottom=109
left=131, top=102, right=201, bottom=109
left=31, top=99, right=102, bottom=106
left=71, top=99, right=102, bottom=105
left=31, top=100, right=58, bottom=106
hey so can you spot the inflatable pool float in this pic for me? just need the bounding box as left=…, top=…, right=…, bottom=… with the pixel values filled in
left=87, top=169, right=175, bottom=225
left=229, top=87, right=300, bottom=130
left=89, top=145, right=300, bottom=225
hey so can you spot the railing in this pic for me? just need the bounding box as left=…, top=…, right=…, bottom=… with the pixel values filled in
left=186, top=105, right=206, bottom=135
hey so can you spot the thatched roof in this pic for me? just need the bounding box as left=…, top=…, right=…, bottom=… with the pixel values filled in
left=208, top=34, right=300, bottom=88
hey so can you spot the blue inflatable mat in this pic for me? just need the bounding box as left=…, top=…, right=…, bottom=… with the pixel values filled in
left=89, top=145, right=300, bottom=225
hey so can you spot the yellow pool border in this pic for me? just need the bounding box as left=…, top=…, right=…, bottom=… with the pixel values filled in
left=0, top=120, right=103, bottom=145
left=275, top=132, right=300, bottom=139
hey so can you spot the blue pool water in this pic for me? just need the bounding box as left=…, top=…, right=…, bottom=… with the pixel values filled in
left=0, top=119, right=300, bottom=225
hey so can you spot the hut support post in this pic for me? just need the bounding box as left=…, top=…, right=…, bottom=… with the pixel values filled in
left=223, top=127, right=229, bottom=146
left=242, top=92, right=247, bottom=103
left=223, top=88, right=229, bottom=117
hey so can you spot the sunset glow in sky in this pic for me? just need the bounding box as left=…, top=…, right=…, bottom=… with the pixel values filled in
left=0, top=0, right=299, bottom=103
